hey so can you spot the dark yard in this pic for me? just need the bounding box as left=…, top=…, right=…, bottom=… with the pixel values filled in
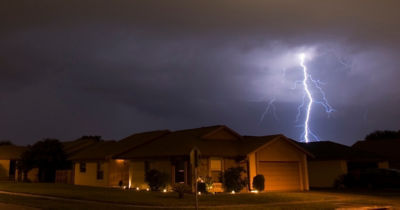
left=0, top=182, right=399, bottom=209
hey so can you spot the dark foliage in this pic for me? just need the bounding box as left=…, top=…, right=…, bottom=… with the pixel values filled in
left=173, top=183, right=191, bottom=198
left=19, top=139, right=68, bottom=182
left=334, top=169, right=400, bottom=189
left=0, top=140, right=13, bottom=146
left=197, top=182, right=207, bottom=193
left=365, top=130, right=400, bottom=141
left=252, top=174, right=265, bottom=191
left=145, top=169, right=168, bottom=191
left=222, top=167, right=247, bottom=192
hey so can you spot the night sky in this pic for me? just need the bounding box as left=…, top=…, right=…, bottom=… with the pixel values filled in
left=1, top=1, right=400, bottom=146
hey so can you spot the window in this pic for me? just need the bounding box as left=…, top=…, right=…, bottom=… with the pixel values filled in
left=97, top=162, right=104, bottom=180
left=79, top=162, right=86, bottom=173
left=175, top=160, right=185, bottom=183
left=210, top=159, right=222, bottom=182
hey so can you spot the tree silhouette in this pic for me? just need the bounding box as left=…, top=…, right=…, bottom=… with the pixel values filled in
left=0, top=140, right=13, bottom=146
left=365, top=130, right=400, bottom=141
left=19, top=139, right=68, bottom=182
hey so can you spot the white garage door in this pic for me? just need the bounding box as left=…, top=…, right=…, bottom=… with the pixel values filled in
left=258, top=161, right=301, bottom=191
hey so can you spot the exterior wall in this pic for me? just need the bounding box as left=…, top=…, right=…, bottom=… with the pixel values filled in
left=308, top=160, right=347, bottom=188
left=248, top=153, right=256, bottom=190
left=74, top=161, right=110, bottom=187
left=129, top=160, right=147, bottom=189
left=108, top=159, right=129, bottom=187
left=0, top=160, right=10, bottom=179
left=250, top=140, right=309, bottom=191
left=197, top=158, right=209, bottom=178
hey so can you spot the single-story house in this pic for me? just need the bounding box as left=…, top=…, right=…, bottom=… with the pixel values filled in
left=69, top=130, right=169, bottom=187
left=299, top=141, right=388, bottom=188
left=115, top=125, right=312, bottom=192
left=353, top=139, right=400, bottom=170
left=0, top=145, right=26, bottom=181
left=55, top=136, right=102, bottom=184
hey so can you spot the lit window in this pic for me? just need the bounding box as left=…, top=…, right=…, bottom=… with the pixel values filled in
left=210, top=159, right=222, bottom=171
left=210, top=159, right=222, bottom=182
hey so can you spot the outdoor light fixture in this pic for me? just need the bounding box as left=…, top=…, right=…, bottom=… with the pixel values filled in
left=198, top=191, right=201, bottom=195
left=231, top=190, right=235, bottom=194
left=163, top=189, right=167, bottom=193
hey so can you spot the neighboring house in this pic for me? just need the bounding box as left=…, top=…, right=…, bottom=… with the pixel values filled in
left=353, top=139, right=400, bottom=170
left=0, top=145, right=26, bottom=181
left=115, top=125, right=311, bottom=192
left=55, top=136, right=101, bottom=184
left=69, top=130, right=169, bottom=187
left=300, top=141, right=388, bottom=188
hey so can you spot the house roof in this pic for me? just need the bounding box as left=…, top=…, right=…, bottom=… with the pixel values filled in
left=116, top=126, right=311, bottom=159
left=0, top=145, right=27, bottom=160
left=68, top=141, right=118, bottom=161
left=69, top=130, right=169, bottom=161
left=352, top=139, right=400, bottom=160
left=62, top=137, right=100, bottom=156
left=299, top=141, right=385, bottom=161
left=240, top=135, right=281, bottom=154
left=242, top=135, right=314, bottom=157
left=115, top=125, right=243, bottom=158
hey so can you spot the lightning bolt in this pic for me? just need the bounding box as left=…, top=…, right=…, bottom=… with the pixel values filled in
left=259, top=97, right=278, bottom=124
left=297, top=53, right=334, bottom=143
left=299, top=54, right=313, bottom=143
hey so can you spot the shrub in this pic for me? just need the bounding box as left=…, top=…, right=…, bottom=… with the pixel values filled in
left=197, top=182, right=207, bottom=193
left=335, top=169, right=400, bottom=189
left=222, top=167, right=247, bottom=192
left=197, top=176, right=213, bottom=193
left=252, top=174, right=265, bottom=191
left=173, top=183, right=191, bottom=198
left=145, top=169, right=168, bottom=191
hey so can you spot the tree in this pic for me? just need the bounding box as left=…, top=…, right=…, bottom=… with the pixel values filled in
left=0, top=140, right=13, bottom=146
left=19, top=139, right=68, bottom=182
left=365, top=130, right=400, bottom=141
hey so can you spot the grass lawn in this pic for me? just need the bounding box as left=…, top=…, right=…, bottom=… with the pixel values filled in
left=0, top=182, right=399, bottom=209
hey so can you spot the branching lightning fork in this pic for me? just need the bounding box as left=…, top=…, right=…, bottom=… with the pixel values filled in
left=297, top=53, right=334, bottom=143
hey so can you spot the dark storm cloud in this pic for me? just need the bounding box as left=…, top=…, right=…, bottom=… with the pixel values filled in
left=1, top=0, right=399, bottom=145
